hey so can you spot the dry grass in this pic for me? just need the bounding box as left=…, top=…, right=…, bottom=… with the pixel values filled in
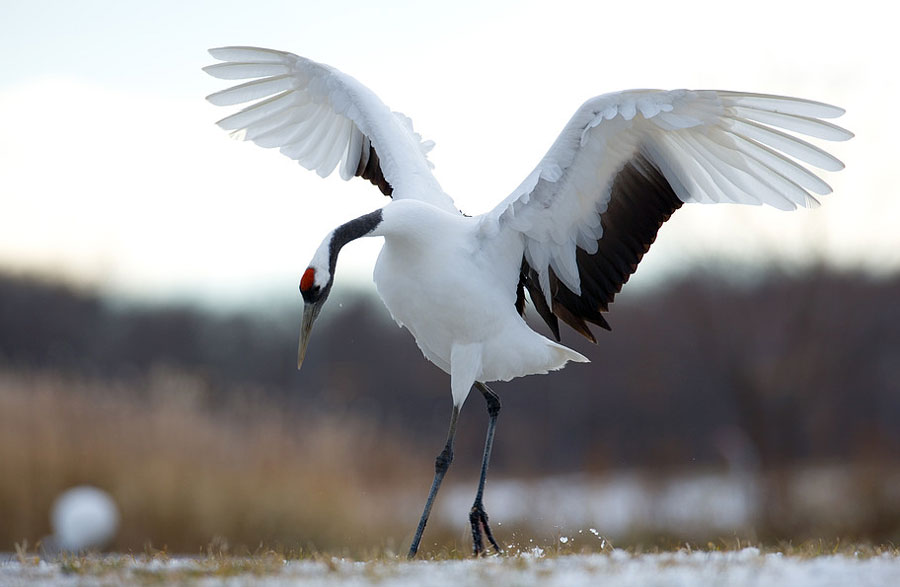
left=0, top=367, right=428, bottom=554
left=4, top=365, right=900, bottom=558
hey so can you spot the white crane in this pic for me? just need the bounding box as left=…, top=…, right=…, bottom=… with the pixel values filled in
left=204, top=47, right=851, bottom=557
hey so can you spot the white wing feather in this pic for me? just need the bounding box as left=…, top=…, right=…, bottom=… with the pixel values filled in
left=204, top=47, right=456, bottom=213
left=483, top=89, right=852, bottom=298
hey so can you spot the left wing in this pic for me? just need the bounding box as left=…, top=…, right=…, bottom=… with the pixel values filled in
left=204, top=47, right=457, bottom=213
left=484, top=89, right=852, bottom=341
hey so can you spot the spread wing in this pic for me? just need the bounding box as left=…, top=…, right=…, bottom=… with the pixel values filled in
left=487, top=89, right=852, bottom=341
left=204, top=47, right=457, bottom=213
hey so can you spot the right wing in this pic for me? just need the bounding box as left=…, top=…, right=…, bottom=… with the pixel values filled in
left=485, top=90, right=851, bottom=341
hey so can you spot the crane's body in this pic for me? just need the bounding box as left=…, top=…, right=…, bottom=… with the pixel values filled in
left=204, top=46, right=851, bottom=557
left=373, top=200, right=587, bottom=404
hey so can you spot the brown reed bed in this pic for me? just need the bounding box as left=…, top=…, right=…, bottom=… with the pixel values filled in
left=0, top=366, right=429, bottom=554
left=5, top=365, right=900, bottom=559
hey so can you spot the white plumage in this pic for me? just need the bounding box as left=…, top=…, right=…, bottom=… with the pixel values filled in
left=205, top=47, right=454, bottom=211
left=204, top=47, right=851, bottom=557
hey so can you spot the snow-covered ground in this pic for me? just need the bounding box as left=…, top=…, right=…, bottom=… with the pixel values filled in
left=3, top=548, right=900, bottom=586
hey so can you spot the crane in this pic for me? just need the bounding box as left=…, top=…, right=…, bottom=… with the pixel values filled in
left=204, top=47, right=851, bottom=558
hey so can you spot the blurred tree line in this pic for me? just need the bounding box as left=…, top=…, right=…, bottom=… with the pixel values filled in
left=1, top=267, right=899, bottom=478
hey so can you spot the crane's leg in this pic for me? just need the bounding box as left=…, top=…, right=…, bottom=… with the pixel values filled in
left=470, top=382, right=503, bottom=556
left=408, top=403, right=459, bottom=559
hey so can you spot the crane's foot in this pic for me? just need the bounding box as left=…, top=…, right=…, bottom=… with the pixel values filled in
left=469, top=500, right=502, bottom=556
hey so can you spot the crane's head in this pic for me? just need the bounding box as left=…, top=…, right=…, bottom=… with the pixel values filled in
left=297, top=257, right=333, bottom=370
left=296, top=209, right=384, bottom=370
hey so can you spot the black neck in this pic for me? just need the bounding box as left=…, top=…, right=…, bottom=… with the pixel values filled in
left=328, top=209, right=383, bottom=276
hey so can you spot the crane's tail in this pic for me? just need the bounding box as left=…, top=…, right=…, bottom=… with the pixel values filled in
left=499, top=339, right=589, bottom=381
left=546, top=341, right=590, bottom=371
left=482, top=328, right=589, bottom=383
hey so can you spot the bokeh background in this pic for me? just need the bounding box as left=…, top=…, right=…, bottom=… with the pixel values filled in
left=2, top=0, right=898, bottom=555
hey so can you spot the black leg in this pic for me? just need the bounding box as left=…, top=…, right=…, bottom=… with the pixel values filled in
left=470, top=382, right=503, bottom=556
left=408, top=404, right=459, bottom=559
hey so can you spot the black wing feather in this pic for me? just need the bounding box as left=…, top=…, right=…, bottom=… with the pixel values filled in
left=355, top=139, right=393, bottom=196
left=517, top=152, right=683, bottom=342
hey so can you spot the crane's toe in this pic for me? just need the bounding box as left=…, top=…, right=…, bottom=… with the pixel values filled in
left=469, top=500, right=502, bottom=556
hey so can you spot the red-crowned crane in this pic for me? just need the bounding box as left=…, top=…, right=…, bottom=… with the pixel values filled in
left=204, top=47, right=851, bottom=557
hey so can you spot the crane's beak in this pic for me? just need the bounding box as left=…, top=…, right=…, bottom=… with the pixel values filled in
left=297, top=301, right=323, bottom=370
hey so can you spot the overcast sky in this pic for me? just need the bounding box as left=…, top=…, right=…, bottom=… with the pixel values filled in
left=1, top=0, right=896, bottom=309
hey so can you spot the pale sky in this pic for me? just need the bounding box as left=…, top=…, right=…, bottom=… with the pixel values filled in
left=1, top=0, right=896, bottom=309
